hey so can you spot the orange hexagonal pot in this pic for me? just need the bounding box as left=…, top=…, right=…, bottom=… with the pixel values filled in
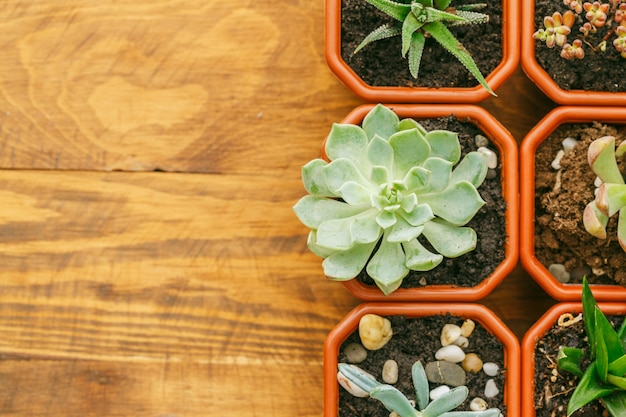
left=324, top=303, right=521, bottom=417
left=520, top=106, right=626, bottom=301
left=320, top=104, right=518, bottom=302
left=521, top=0, right=626, bottom=106
left=521, top=302, right=626, bottom=416
left=325, top=0, right=520, bottom=103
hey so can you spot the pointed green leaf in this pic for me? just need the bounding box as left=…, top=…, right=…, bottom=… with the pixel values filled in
left=582, top=277, right=598, bottom=358
left=425, top=130, right=461, bottom=163
left=412, top=361, right=429, bottom=411
left=363, top=0, right=412, bottom=21
left=370, top=385, right=419, bottom=417
left=367, top=235, right=409, bottom=295
left=617, top=316, right=626, bottom=349
left=408, top=31, right=426, bottom=79
left=422, top=386, right=468, bottom=417
left=608, top=354, right=626, bottom=376
left=403, top=238, right=443, bottom=271
left=594, top=304, right=625, bottom=364
left=389, top=128, right=430, bottom=179
left=293, top=195, right=365, bottom=228
left=402, top=12, right=424, bottom=57
left=363, top=104, right=400, bottom=141
left=424, top=21, right=495, bottom=96
left=607, top=373, right=626, bottom=390
left=422, top=219, right=477, bottom=258
left=567, top=362, right=617, bottom=416
left=418, top=180, right=485, bottom=226
left=322, top=240, right=378, bottom=280
left=557, top=346, right=584, bottom=377
left=451, top=152, right=488, bottom=188
left=449, top=10, right=489, bottom=26
left=354, top=24, right=402, bottom=54
left=603, top=392, right=626, bottom=417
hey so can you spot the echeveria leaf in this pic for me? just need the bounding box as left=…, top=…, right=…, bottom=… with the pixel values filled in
left=567, top=362, right=617, bottom=416
left=368, top=135, right=394, bottom=171
left=425, top=130, right=461, bottom=164
left=322, top=240, right=378, bottom=280
left=371, top=165, right=390, bottom=186
left=588, top=136, right=625, bottom=184
left=583, top=201, right=609, bottom=240
left=338, top=181, right=373, bottom=205
left=419, top=180, right=485, bottom=226
left=421, top=157, right=453, bottom=193
left=605, top=184, right=626, bottom=217
left=451, top=152, right=488, bottom=188
left=376, top=210, right=398, bottom=229
left=422, top=219, right=477, bottom=258
left=325, top=124, right=370, bottom=172
left=293, top=195, right=365, bottom=228
left=366, top=236, right=409, bottom=295
left=403, top=238, right=443, bottom=271
left=422, top=386, right=468, bottom=417
left=398, top=118, right=427, bottom=136
left=363, top=103, right=400, bottom=140
left=404, top=166, right=431, bottom=192
left=399, top=203, right=434, bottom=227
left=350, top=209, right=382, bottom=244
left=317, top=216, right=360, bottom=250
left=412, top=361, right=429, bottom=411
left=388, top=215, right=424, bottom=242
left=370, top=385, right=419, bottom=417
left=324, top=158, right=372, bottom=193
left=307, top=231, right=338, bottom=258
left=389, top=128, right=430, bottom=179
left=302, top=158, right=335, bottom=197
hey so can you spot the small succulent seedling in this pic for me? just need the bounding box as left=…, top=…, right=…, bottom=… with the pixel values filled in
left=354, top=0, right=495, bottom=95
left=337, top=361, right=501, bottom=417
left=533, top=0, right=626, bottom=60
left=582, top=136, right=626, bottom=252
left=556, top=277, right=626, bottom=417
left=293, top=104, right=489, bottom=295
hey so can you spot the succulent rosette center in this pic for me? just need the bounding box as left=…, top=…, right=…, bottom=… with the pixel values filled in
left=293, top=105, right=489, bottom=295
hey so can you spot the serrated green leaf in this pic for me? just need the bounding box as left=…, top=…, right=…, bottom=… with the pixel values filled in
left=402, top=12, right=424, bottom=57
left=364, top=0, right=412, bottom=21
left=408, top=29, right=426, bottom=79
left=354, top=24, right=403, bottom=54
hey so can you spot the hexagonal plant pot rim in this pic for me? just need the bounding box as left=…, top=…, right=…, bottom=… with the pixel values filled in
left=520, top=106, right=626, bottom=301
left=323, top=302, right=521, bottom=417
left=327, top=104, right=518, bottom=302
left=325, top=0, right=520, bottom=103
left=521, top=302, right=626, bottom=416
left=521, top=0, right=626, bottom=106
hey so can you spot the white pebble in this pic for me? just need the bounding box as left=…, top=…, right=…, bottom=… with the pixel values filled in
left=430, top=385, right=451, bottom=400
left=441, top=324, right=462, bottom=346
left=435, top=345, right=466, bottom=363
left=478, top=147, right=497, bottom=169
left=452, top=336, right=469, bottom=349
left=562, top=137, right=578, bottom=153
left=551, top=149, right=565, bottom=170
left=484, top=379, right=499, bottom=398
left=470, top=397, right=488, bottom=411
left=460, top=319, right=475, bottom=338
left=483, top=362, right=499, bottom=376
left=382, top=359, right=398, bottom=384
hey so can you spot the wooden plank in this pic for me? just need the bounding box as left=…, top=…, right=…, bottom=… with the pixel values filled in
left=0, top=1, right=360, bottom=173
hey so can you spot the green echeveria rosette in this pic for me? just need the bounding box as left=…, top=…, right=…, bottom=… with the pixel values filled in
left=293, top=105, right=488, bottom=295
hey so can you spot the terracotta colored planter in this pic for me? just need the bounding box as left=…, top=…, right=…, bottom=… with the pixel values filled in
left=326, top=104, right=518, bottom=302
left=325, top=0, right=520, bottom=103
left=521, top=0, right=626, bottom=106
left=520, top=106, right=626, bottom=301
left=521, top=302, right=626, bottom=417
left=324, top=303, right=521, bottom=417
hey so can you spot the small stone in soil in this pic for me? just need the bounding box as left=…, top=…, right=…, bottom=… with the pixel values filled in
left=441, top=324, right=462, bottom=346
left=548, top=263, right=570, bottom=283
left=470, top=397, right=488, bottom=411
left=453, top=336, right=469, bottom=348
left=359, top=314, right=392, bottom=350
left=425, top=361, right=466, bottom=387
left=475, top=134, right=490, bottom=148
left=435, top=345, right=465, bottom=363
left=382, top=359, right=398, bottom=384
left=482, top=362, right=499, bottom=377
left=478, top=147, right=498, bottom=169
left=562, top=137, right=578, bottom=153
left=462, top=353, right=483, bottom=373
left=343, top=342, right=367, bottom=363
left=484, top=378, right=499, bottom=398
left=460, top=319, right=475, bottom=338
left=429, top=385, right=451, bottom=400
left=570, top=265, right=592, bottom=282
left=551, top=149, right=565, bottom=170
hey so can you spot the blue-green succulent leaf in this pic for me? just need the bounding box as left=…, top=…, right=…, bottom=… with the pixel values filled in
left=338, top=181, right=374, bottom=205
left=422, top=219, right=477, bottom=258
left=350, top=209, right=382, bottom=244
left=317, top=216, right=360, bottom=250
left=370, top=385, right=420, bottom=417
left=307, top=230, right=338, bottom=258
left=324, top=158, right=372, bottom=193
left=440, top=409, right=501, bottom=417
left=400, top=203, right=434, bottom=227
left=412, top=361, right=430, bottom=411
left=423, top=386, right=468, bottom=417
left=376, top=210, right=398, bottom=229
left=404, top=166, right=431, bottom=192
left=371, top=166, right=390, bottom=186
left=398, top=118, right=427, bottom=136
left=421, top=157, right=453, bottom=193
left=388, top=215, right=424, bottom=242
left=338, top=363, right=381, bottom=392
left=302, top=158, right=336, bottom=197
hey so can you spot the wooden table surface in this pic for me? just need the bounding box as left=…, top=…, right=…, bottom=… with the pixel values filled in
left=0, top=1, right=560, bottom=416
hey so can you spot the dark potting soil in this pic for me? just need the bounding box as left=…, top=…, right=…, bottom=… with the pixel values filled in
left=534, top=122, right=626, bottom=286
left=340, top=0, right=503, bottom=88
left=533, top=0, right=626, bottom=92
left=533, top=312, right=625, bottom=417
left=338, top=314, right=507, bottom=417
left=357, top=116, right=507, bottom=289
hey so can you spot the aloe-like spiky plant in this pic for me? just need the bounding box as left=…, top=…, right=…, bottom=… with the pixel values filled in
left=582, top=136, right=626, bottom=252
left=556, top=277, right=626, bottom=417
left=338, top=361, right=501, bottom=417
left=292, top=104, right=489, bottom=295
left=354, top=0, right=495, bottom=95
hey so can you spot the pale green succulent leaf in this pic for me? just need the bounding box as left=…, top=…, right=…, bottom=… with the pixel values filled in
left=619, top=207, right=626, bottom=252
left=338, top=363, right=381, bottom=393
left=307, top=230, right=339, bottom=258
left=408, top=31, right=426, bottom=79
left=588, top=136, right=625, bottom=185
left=398, top=118, right=427, bottom=136
left=403, top=238, right=443, bottom=271
left=605, top=183, right=626, bottom=217
left=376, top=209, right=398, bottom=229
left=419, top=181, right=485, bottom=226
left=316, top=216, right=360, bottom=250
left=422, top=219, right=477, bottom=258
left=404, top=166, right=431, bottom=192
left=412, top=361, right=430, bottom=411
left=400, top=203, right=435, bottom=227
left=370, top=385, right=419, bottom=417
left=421, top=157, right=453, bottom=193
left=388, top=215, right=424, bottom=242
left=350, top=209, right=382, bottom=244
left=389, top=128, right=430, bottom=179
left=323, top=158, right=372, bottom=193
left=426, top=130, right=461, bottom=163
left=366, top=237, right=409, bottom=295
left=423, top=21, right=495, bottom=96
left=364, top=0, right=412, bottom=21
left=322, top=240, right=378, bottom=280
left=354, top=24, right=402, bottom=54
left=338, top=181, right=373, bottom=205
left=400, top=192, right=418, bottom=213
left=325, top=123, right=370, bottom=172
left=583, top=201, right=608, bottom=240
left=422, top=386, right=468, bottom=417
left=440, top=409, right=501, bottom=417
left=451, top=152, right=488, bottom=188
left=293, top=195, right=365, bottom=228
left=402, top=12, right=424, bottom=57
left=368, top=135, right=395, bottom=170
left=363, top=104, right=401, bottom=141
left=302, top=158, right=336, bottom=197
left=371, top=165, right=390, bottom=186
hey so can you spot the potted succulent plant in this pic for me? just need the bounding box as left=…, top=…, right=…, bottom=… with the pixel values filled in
left=520, top=106, right=626, bottom=301
left=324, top=303, right=521, bottom=417
left=522, top=0, right=626, bottom=105
left=521, top=278, right=626, bottom=417
left=293, top=104, right=518, bottom=301
left=325, top=0, right=520, bottom=103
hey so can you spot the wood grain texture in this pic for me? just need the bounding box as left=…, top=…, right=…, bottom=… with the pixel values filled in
left=0, top=0, right=558, bottom=415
